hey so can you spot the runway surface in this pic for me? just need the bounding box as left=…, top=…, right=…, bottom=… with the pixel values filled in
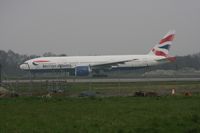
left=2, top=77, right=200, bottom=83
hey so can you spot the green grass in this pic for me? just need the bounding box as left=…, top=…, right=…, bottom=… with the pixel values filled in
left=0, top=96, right=200, bottom=133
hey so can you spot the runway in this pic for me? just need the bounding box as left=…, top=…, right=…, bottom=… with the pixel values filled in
left=2, top=77, right=200, bottom=83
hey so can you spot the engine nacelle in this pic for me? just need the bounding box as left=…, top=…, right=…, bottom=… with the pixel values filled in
left=75, top=66, right=91, bottom=76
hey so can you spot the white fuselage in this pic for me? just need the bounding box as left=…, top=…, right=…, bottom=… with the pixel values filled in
left=20, top=54, right=166, bottom=71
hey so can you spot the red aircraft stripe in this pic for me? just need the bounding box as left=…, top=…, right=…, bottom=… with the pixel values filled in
left=159, top=34, right=175, bottom=44
left=155, top=50, right=167, bottom=57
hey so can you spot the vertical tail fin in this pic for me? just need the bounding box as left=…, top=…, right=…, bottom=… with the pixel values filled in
left=149, top=30, right=175, bottom=57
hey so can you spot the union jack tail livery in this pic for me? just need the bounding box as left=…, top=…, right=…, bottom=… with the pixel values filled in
left=149, top=30, right=175, bottom=57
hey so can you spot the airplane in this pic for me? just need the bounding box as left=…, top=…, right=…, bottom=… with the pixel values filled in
left=20, top=30, right=176, bottom=76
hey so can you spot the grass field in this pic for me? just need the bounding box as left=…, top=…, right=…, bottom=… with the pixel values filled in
left=0, top=96, right=200, bottom=133
left=1, top=81, right=200, bottom=133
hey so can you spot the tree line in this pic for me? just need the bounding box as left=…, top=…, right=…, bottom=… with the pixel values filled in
left=153, top=53, right=200, bottom=70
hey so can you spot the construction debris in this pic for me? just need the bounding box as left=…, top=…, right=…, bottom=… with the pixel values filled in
left=134, top=91, right=158, bottom=97
left=134, top=91, right=145, bottom=97
left=184, top=92, right=192, bottom=96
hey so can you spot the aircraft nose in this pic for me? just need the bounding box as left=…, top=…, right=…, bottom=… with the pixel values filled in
left=20, top=63, right=29, bottom=70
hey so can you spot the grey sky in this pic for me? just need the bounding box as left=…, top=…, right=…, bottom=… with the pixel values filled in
left=0, top=0, right=200, bottom=56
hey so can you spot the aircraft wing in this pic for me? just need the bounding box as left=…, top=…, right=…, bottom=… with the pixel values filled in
left=91, top=59, right=138, bottom=69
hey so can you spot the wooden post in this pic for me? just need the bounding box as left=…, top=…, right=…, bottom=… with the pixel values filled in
left=172, top=88, right=175, bottom=95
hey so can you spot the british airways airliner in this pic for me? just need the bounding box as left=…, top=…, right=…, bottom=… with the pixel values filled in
left=20, top=31, right=176, bottom=76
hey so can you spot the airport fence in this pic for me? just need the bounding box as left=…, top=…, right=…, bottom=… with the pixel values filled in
left=1, top=79, right=200, bottom=97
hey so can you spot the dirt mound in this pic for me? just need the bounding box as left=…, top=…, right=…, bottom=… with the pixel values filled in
left=0, top=87, right=19, bottom=98
left=0, top=87, right=10, bottom=97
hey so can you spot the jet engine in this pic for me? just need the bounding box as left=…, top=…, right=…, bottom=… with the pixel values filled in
left=75, top=66, right=91, bottom=76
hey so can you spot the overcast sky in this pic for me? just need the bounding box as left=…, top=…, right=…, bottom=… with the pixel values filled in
left=0, top=0, right=200, bottom=56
